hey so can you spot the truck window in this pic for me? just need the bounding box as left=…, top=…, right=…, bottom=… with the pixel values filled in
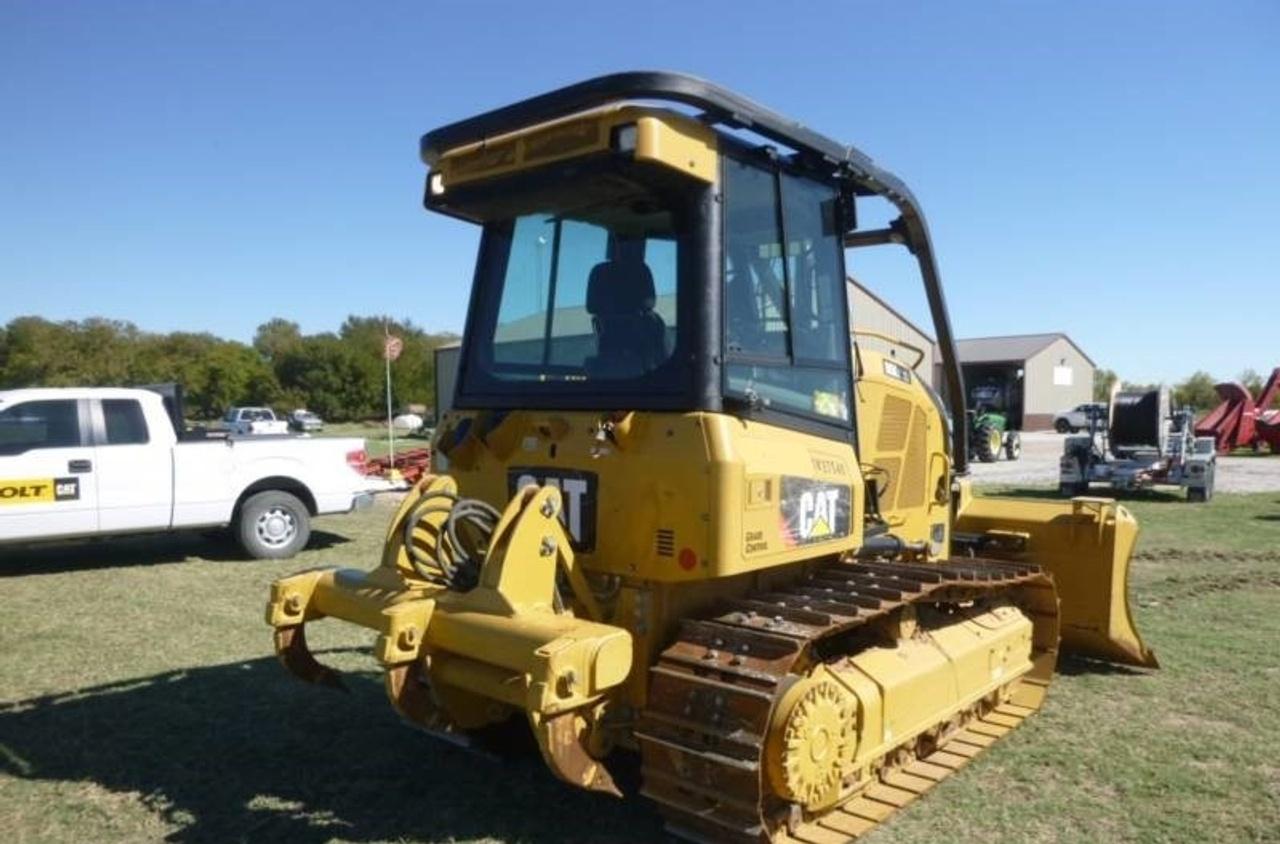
left=0, top=400, right=82, bottom=454
left=102, top=399, right=149, bottom=445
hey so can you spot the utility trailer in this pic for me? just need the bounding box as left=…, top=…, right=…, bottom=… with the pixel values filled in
left=1059, top=387, right=1217, bottom=501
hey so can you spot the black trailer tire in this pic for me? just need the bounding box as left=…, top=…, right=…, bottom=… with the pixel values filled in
left=236, top=490, right=312, bottom=559
left=975, top=425, right=1002, bottom=463
left=1055, top=419, right=1071, bottom=434
left=1005, top=432, right=1022, bottom=460
left=1187, top=487, right=1206, bottom=503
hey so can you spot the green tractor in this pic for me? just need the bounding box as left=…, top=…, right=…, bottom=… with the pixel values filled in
left=969, top=382, right=1022, bottom=462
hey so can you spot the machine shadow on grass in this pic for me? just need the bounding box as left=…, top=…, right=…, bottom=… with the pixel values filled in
left=0, top=656, right=658, bottom=844
left=0, top=531, right=352, bottom=578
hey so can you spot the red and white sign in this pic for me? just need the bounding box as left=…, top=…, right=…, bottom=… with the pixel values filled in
left=383, top=335, right=403, bottom=362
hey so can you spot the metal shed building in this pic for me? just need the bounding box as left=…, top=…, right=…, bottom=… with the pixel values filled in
left=957, top=333, right=1095, bottom=431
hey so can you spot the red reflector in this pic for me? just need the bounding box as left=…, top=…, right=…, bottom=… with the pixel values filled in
left=346, top=449, right=368, bottom=470
left=677, top=548, right=698, bottom=571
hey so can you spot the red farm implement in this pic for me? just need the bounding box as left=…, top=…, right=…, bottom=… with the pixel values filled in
left=364, top=447, right=433, bottom=484
left=1195, top=367, right=1280, bottom=454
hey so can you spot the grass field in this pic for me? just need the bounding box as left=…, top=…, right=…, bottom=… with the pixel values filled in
left=2, top=490, right=1279, bottom=843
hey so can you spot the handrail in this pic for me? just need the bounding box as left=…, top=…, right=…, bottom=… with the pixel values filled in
left=852, top=330, right=927, bottom=370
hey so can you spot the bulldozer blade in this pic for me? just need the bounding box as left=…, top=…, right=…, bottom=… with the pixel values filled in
left=956, top=495, right=1158, bottom=669
left=274, top=625, right=347, bottom=691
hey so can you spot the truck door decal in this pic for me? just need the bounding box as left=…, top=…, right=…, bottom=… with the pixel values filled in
left=0, top=477, right=79, bottom=505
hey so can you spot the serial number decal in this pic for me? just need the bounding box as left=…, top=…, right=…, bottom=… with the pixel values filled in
left=779, top=476, right=851, bottom=547
left=744, top=529, right=769, bottom=555
left=809, top=452, right=850, bottom=477
left=0, top=477, right=79, bottom=505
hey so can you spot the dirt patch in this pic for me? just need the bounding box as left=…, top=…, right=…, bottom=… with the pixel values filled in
left=1133, top=548, right=1280, bottom=563
left=1138, top=569, right=1280, bottom=604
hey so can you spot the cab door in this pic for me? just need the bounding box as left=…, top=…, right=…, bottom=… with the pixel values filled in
left=92, top=397, right=173, bottom=532
left=0, top=398, right=98, bottom=541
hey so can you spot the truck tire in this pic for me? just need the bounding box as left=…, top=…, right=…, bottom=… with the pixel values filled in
left=1004, top=431, right=1022, bottom=460
left=1055, top=419, right=1070, bottom=434
left=236, top=490, right=311, bottom=559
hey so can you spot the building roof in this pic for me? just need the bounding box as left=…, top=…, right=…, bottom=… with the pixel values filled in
left=956, top=333, right=1095, bottom=367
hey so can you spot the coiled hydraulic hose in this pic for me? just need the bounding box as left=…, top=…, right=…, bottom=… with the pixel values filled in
left=402, top=489, right=501, bottom=591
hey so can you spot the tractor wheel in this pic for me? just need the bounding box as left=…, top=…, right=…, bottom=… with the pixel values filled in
left=1005, top=431, right=1022, bottom=460
left=1055, top=419, right=1070, bottom=434
left=975, top=425, right=1002, bottom=463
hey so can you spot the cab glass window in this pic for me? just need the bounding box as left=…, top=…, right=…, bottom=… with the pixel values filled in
left=0, top=400, right=82, bottom=454
left=102, top=399, right=149, bottom=445
left=723, top=157, right=851, bottom=424
left=482, top=204, right=679, bottom=382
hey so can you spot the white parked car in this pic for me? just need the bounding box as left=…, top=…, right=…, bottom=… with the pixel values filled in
left=288, top=409, right=325, bottom=433
left=1053, top=402, right=1108, bottom=433
left=223, top=406, right=289, bottom=436
left=0, top=387, right=383, bottom=559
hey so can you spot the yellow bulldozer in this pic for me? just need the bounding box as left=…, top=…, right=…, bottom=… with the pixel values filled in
left=266, top=72, right=1156, bottom=842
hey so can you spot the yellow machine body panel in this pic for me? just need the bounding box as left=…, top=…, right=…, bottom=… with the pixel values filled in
left=853, top=349, right=953, bottom=555
left=433, top=104, right=717, bottom=191
left=434, top=408, right=865, bottom=582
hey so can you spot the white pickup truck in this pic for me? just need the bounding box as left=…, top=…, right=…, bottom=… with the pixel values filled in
left=0, top=387, right=380, bottom=559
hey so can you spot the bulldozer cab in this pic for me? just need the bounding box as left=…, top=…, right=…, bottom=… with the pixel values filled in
left=429, top=98, right=860, bottom=447
left=420, top=74, right=974, bottom=461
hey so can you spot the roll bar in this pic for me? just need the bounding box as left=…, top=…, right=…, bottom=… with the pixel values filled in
left=420, top=71, right=970, bottom=472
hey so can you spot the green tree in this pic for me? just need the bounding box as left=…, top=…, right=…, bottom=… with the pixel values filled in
left=1172, top=371, right=1219, bottom=411
left=1238, top=368, right=1264, bottom=398
left=1093, top=368, right=1118, bottom=402
left=253, top=318, right=303, bottom=363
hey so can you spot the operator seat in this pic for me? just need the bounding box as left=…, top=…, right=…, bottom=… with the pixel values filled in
left=584, top=260, right=667, bottom=378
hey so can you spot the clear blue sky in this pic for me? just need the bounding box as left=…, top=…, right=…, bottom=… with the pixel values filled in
left=2, top=1, right=1276, bottom=384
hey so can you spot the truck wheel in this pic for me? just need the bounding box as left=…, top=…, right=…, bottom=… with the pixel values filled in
left=1187, top=487, right=1206, bottom=503
left=1055, top=419, right=1070, bottom=434
left=236, top=490, right=311, bottom=559
left=1005, top=432, right=1022, bottom=460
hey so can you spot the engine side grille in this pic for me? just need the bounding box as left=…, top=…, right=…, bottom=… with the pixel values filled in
left=897, top=407, right=928, bottom=509
left=876, top=395, right=913, bottom=452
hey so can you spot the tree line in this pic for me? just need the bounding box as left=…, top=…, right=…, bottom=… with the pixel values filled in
left=0, top=316, right=458, bottom=421
left=1092, top=367, right=1278, bottom=412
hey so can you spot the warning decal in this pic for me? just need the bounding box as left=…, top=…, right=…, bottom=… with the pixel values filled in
left=0, top=477, right=80, bottom=506
left=779, top=476, right=851, bottom=547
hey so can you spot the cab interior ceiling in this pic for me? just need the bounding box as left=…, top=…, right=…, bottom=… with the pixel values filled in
left=432, top=156, right=696, bottom=233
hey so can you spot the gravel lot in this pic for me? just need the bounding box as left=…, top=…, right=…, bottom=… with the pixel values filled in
left=967, top=430, right=1280, bottom=492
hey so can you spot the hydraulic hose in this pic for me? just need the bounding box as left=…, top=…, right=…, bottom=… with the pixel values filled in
left=402, top=489, right=501, bottom=591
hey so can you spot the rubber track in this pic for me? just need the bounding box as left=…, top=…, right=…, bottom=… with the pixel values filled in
left=636, top=557, right=1058, bottom=843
